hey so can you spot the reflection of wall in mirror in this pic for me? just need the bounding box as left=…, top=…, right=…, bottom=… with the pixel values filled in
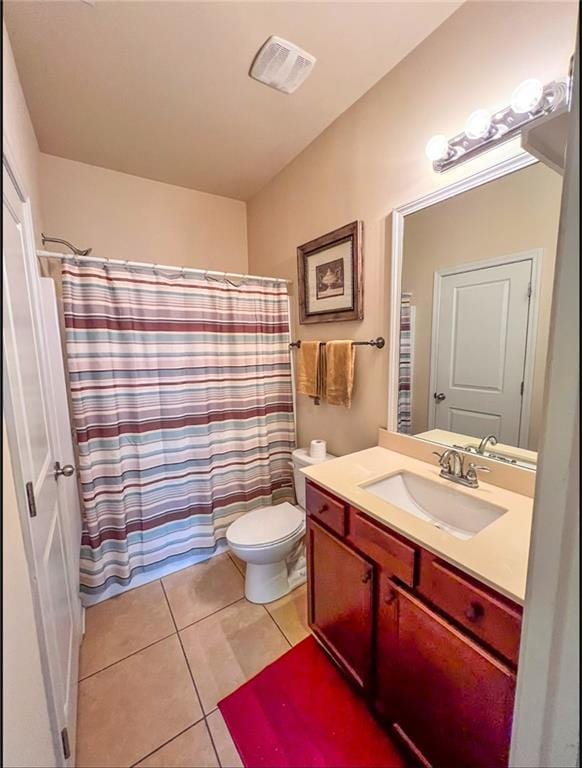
left=402, top=162, right=563, bottom=451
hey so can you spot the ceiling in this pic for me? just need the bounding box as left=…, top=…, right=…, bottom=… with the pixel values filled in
left=4, top=1, right=462, bottom=200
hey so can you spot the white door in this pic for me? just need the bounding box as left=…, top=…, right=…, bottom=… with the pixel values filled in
left=3, top=164, right=81, bottom=766
left=430, top=257, right=534, bottom=445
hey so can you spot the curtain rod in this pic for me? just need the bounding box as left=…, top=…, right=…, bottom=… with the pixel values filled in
left=36, top=250, right=292, bottom=286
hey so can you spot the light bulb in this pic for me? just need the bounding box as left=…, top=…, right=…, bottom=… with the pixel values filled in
left=511, top=78, right=543, bottom=114
left=425, top=134, right=450, bottom=162
left=464, top=109, right=492, bottom=140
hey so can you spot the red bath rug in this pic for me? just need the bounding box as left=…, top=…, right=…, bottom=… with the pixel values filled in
left=218, top=635, right=408, bottom=768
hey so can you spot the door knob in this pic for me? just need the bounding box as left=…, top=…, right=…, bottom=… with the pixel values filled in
left=54, top=461, right=75, bottom=479
left=433, top=392, right=446, bottom=402
left=361, top=569, right=372, bottom=584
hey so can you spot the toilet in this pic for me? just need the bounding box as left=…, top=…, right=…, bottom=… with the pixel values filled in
left=226, top=447, right=336, bottom=604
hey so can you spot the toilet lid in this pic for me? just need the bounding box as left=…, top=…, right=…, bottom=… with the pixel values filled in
left=227, top=503, right=304, bottom=548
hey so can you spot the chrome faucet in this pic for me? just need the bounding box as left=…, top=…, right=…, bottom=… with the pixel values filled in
left=476, top=434, right=498, bottom=455
left=435, top=449, right=464, bottom=478
left=433, top=449, right=490, bottom=489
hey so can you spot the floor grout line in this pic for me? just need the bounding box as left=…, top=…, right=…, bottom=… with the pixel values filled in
left=227, top=551, right=246, bottom=576
left=176, top=596, right=247, bottom=634
left=128, top=716, right=206, bottom=767
left=260, top=604, right=293, bottom=649
left=78, top=628, right=178, bottom=682
left=203, top=712, right=223, bottom=768
left=159, top=578, right=219, bottom=764
left=81, top=592, right=246, bottom=682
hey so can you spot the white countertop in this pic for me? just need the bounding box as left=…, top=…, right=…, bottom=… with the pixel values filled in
left=302, top=446, right=533, bottom=604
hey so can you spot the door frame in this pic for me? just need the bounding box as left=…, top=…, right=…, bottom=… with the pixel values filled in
left=2, top=136, right=79, bottom=766
left=426, top=249, right=542, bottom=447
left=509, top=37, right=579, bottom=767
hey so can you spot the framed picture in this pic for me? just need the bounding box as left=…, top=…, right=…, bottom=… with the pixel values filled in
left=297, top=220, right=363, bottom=324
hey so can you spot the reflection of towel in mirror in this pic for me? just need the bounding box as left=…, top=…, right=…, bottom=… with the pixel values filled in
left=296, top=341, right=325, bottom=403
left=325, top=341, right=355, bottom=408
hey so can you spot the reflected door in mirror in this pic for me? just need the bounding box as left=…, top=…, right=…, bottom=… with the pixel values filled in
left=431, top=257, right=533, bottom=445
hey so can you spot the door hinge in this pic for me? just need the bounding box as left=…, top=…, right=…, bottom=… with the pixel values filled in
left=25, top=481, right=37, bottom=518
left=527, top=282, right=532, bottom=298
left=61, top=727, right=71, bottom=761
left=520, top=381, right=525, bottom=396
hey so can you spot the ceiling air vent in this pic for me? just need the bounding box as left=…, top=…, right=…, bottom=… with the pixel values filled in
left=250, top=36, right=316, bottom=94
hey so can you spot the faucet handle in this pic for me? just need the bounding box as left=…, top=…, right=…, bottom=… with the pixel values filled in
left=432, top=450, right=446, bottom=466
left=466, top=463, right=490, bottom=477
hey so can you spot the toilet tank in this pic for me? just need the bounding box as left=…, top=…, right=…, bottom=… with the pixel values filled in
left=292, top=447, right=336, bottom=510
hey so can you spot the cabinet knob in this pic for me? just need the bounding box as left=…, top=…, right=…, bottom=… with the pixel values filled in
left=318, top=504, right=329, bottom=515
left=384, top=587, right=398, bottom=605
left=361, top=569, right=372, bottom=584
left=464, top=601, right=485, bottom=623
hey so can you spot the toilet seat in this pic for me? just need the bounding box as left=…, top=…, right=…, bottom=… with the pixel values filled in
left=226, top=503, right=305, bottom=550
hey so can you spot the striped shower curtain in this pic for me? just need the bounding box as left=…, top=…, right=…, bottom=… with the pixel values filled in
left=397, top=292, right=414, bottom=434
left=62, top=262, right=295, bottom=600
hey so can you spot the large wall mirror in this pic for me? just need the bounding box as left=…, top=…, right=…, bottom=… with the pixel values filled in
left=390, top=157, right=563, bottom=471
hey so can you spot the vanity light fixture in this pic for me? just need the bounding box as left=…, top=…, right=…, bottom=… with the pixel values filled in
left=464, top=109, right=493, bottom=140
left=426, top=76, right=571, bottom=172
left=425, top=134, right=452, bottom=162
left=511, top=78, right=544, bottom=114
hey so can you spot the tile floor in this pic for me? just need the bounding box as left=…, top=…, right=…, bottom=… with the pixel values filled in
left=76, top=552, right=310, bottom=768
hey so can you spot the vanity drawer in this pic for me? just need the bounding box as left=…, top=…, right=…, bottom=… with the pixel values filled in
left=349, top=509, right=417, bottom=587
left=306, top=482, right=347, bottom=537
left=419, top=553, right=522, bottom=665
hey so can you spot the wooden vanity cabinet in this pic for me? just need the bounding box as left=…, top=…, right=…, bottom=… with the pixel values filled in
left=377, top=577, right=515, bottom=768
left=306, top=479, right=521, bottom=768
left=307, top=518, right=374, bottom=690
left=418, top=552, right=523, bottom=666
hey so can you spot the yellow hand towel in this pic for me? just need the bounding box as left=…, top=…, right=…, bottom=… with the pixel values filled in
left=296, top=341, right=324, bottom=401
left=325, top=341, right=355, bottom=408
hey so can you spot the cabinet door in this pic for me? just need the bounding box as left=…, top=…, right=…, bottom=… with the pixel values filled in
left=307, top=518, right=373, bottom=689
left=383, top=584, right=516, bottom=768
left=375, top=576, right=400, bottom=721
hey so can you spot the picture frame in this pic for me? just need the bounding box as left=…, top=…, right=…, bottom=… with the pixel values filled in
left=297, top=220, right=363, bottom=324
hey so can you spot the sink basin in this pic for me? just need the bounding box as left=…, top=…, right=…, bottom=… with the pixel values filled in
left=360, top=471, right=506, bottom=540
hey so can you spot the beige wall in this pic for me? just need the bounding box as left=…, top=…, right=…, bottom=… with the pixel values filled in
left=3, top=20, right=43, bottom=239
left=39, top=153, right=248, bottom=272
left=402, top=162, right=562, bottom=450
left=247, top=1, right=577, bottom=457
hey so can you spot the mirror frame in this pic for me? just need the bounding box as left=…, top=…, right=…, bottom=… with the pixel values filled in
left=386, top=149, right=540, bottom=467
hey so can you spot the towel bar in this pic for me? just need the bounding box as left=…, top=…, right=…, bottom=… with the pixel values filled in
left=289, top=337, right=385, bottom=349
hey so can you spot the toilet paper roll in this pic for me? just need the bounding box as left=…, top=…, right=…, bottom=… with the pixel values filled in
left=310, top=439, right=327, bottom=460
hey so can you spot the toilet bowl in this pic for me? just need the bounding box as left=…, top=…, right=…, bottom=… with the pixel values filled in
left=226, top=447, right=336, bottom=604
